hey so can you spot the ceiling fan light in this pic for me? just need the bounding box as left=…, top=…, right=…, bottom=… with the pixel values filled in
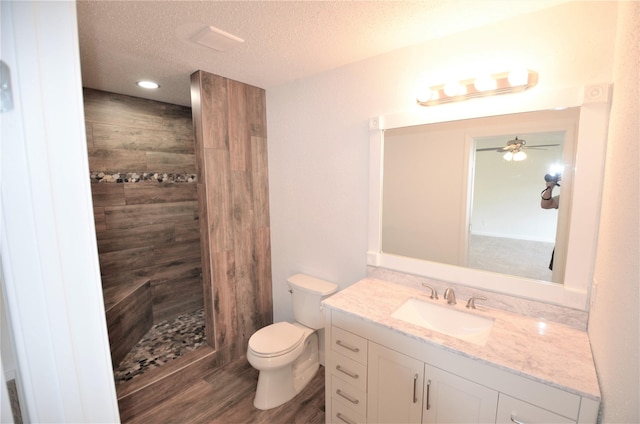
left=503, top=151, right=514, bottom=161
left=513, top=151, right=527, bottom=161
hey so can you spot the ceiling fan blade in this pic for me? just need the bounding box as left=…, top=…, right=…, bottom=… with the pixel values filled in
left=475, top=146, right=504, bottom=152
left=476, top=142, right=558, bottom=153
left=526, top=144, right=560, bottom=148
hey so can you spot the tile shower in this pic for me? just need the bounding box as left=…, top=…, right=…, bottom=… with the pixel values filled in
left=84, top=88, right=206, bottom=378
left=85, top=72, right=274, bottom=394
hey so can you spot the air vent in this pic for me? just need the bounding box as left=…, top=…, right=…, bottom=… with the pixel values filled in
left=190, top=25, right=244, bottom=52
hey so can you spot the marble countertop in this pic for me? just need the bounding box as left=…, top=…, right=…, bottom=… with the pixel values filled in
left=323, top=278, right=600, bottom=401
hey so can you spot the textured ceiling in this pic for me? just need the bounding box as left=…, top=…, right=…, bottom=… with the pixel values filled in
left=77, top=0, right=570, bottom=106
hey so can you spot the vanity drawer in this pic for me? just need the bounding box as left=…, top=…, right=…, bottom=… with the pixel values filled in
left=331, top=374, right=367, bottom=417
left=331, top=398, right=366, bottom=424
left=330, top=351, right=367, bottom=392
left=331, top=325, right=367, bottom=364
left=496, top=394, right=575, bottom=424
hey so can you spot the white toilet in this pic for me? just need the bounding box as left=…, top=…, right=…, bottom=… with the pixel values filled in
left=247, top=273, right=338, bottom=410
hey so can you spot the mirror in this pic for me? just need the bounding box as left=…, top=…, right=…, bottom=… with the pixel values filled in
left=368, top=84, right=611, bottom=311
left=381, top=109, right=579, bottom=284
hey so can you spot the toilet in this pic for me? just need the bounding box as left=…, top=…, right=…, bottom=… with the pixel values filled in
left=247, top=273, right=338, bottom=410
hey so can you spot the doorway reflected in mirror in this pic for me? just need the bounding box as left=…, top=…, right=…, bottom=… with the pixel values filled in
left=381, top=108, right=579, bottom=284
left=469, top=131, right=565, bottom=281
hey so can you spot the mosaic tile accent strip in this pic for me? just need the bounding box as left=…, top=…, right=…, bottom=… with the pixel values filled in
left=113, top=308, right=206, bottom=384
left=90, top=172, right=197, bottom=183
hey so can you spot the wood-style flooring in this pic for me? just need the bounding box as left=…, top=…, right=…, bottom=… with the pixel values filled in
left=120, top=351, right=325, bottom=424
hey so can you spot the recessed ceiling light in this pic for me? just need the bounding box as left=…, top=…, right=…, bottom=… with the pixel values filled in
left=137, top=80, right=160, bottom=89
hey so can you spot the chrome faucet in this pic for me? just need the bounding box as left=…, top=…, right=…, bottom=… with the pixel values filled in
left=465, top=296, right=487, bottom=309
left=443, top=288, right=456, bottom=305
left=421, top=283, right=438, bottom=300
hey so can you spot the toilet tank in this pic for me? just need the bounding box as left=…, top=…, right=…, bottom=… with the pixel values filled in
left=288, top=274, right=338, bottom=329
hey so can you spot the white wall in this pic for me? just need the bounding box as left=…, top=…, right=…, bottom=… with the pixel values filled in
left=589, top=1, right=640, bottom=423
left=382, top=124, right=466, bottom=265
left=266, top=1, right=617, bottom=323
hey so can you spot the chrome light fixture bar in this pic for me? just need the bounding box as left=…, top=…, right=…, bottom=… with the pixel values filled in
left=416, top=69, right=538, bottom=107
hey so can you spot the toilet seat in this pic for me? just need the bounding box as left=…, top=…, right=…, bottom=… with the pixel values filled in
left=248, top=322, right=305, bottom=358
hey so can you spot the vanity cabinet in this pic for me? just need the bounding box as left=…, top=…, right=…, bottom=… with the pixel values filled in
left=367, top=342, right=498, bottom=424
left=325, top=309, right=598, bottom=424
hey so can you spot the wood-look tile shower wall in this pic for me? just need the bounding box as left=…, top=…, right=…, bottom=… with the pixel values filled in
left=191, top=71, right=273, bottom=359
left=84, top=88, right=203, bottom=324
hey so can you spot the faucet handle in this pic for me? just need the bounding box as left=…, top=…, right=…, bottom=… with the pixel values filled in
left=465, top=296, right=487, bottom=309
left=421, top=283, right=438, bottom=300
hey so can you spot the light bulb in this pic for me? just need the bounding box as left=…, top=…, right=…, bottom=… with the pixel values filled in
left=137, top=80, right=160, bottom=89
left=507, top=69, right=529, bottom=87
left=503, top=152, right=514, bottom=161
left=416, top=87, right=433, bottom=103
left=474, top=75, right=496, bottom=92
left=513, top=151, right=527, bottom=161
left=443, top=81, right=463, bottom=97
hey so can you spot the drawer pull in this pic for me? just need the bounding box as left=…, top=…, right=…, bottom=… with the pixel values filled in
left=336, top=365, right=359, bottom=379
left=336, top=339, right=360, bottom=353
left=336, top=389, right=360, bottom=405
left=336, top=412, right=357, bottom=424
left=510, top=414, right=526, bottom=424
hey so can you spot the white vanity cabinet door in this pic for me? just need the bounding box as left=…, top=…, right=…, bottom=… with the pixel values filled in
left=422, top=364, right=498, bottom=424
left=367, top=342, right=424, bottom=424
left=496, top=394, right=575, bottom=424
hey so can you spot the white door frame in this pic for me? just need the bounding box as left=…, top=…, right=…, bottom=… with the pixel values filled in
left=1, top=1, right=119, bottom=422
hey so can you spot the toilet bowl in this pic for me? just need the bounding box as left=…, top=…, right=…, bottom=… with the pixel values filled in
left=247, top=274, right=338, bottom=410
left=247, top=322, right=317, bottom=410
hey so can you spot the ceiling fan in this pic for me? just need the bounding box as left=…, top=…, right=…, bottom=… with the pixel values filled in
left=476, top=136, right=560, bottom=161
left=476, top=136, right=560, bottom=153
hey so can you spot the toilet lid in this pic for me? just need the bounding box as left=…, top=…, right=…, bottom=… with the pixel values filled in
left=249, top=322, right=305, bottom=356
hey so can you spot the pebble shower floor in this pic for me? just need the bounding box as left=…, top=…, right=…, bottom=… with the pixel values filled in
left=113, top=308, right=206, bottom=384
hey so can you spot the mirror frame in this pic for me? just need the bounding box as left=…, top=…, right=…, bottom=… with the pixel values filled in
left=368, top=84, right=612, bottom=311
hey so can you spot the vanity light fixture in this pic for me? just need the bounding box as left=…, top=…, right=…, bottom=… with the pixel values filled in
left=137, top=80, right=160, bottom=89
left=416, top=69, right=538, bottom=107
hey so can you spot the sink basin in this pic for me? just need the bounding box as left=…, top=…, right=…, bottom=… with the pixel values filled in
left=391, top=298, right=495, bottom=346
